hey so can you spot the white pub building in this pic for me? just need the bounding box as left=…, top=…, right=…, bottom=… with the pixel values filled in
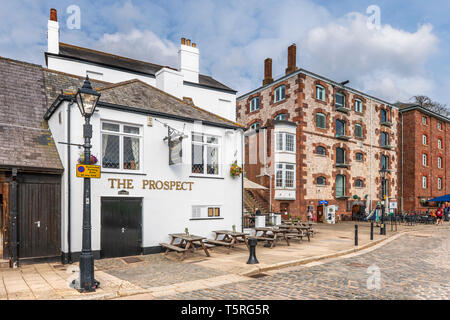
left=43, top=9, right=244, bottom=261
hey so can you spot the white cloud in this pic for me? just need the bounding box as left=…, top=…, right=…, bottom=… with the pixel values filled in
left=96, top=29, right=178, bottom=67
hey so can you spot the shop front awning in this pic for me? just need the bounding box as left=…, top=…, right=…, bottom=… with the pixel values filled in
left=426, top=194, right=450, bottom=202
left=244, top=178, right=267, bottom=190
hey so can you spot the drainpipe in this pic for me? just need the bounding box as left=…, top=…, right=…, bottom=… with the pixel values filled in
left=401, top=112, right=404, bottom=212
left=67, top=101, right=73, bottom=264
left=256, top=127, right=272, bottom=213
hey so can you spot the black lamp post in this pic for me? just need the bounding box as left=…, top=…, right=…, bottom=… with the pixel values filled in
left=379, top=168, right=388, bottom=235
left=75, top=76, right=101, bottom=292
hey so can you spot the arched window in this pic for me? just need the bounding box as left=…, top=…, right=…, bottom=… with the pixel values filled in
left=355, top=124, right=363, bottom=138
left=316, top=176, right=326, bottom=186
left=438, top=157, right=442, bottom=168
left=316, top=146, right=326, bottom=156
left=381, top=155, right=389, bottom=170
left=274, top=113, right=287, bottom=121
left=381, top=132, right=389, bottom=146
left=336, top=148, right=346, bottom=164
left=381, top=109, right=388, bottom=123
left=438, top=178, right=442, bottom=190
left=355, top=179, right=363, bottom=188
left=249, top=122, right=260, bottom=131
left=355, top=99, right=363, bottom=113
left=335, top=92, right=346, bottom=109
left=336, top=175, right=345, bottom=197
left=250, top=97, right=259, bottom=112
left=336, top=119, right=346, bottom=137
left=422, top=134, right=427, bottom=145
left=316, top=85, right=325, bottom=101
left=274, top=85, right=286, bottom=103
left=356, top=153, right=363, bottom=162
left=422, top=154, right=427, bottom=167
left=316, top=112, right=326, bottom=129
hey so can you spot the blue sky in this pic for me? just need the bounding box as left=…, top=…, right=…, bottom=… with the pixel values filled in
left=0, top=0, right=449, bottom=106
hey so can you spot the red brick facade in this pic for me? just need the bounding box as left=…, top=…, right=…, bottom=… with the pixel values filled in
left=399, top=107, right=450, bottom=212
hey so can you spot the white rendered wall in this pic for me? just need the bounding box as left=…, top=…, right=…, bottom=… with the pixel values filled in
left=48, top=102, right=244, bottom=254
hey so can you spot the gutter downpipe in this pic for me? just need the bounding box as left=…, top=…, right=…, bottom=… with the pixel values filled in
left=256, top=128, right=272, bottom=212
left=67, top=101, right=73, bottom=264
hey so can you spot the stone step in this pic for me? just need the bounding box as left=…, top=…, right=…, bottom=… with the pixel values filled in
left=0, top=259, right=10, bottom=269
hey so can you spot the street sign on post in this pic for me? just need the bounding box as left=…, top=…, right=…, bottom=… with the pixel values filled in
left=76, top=164, right=101, bottom=178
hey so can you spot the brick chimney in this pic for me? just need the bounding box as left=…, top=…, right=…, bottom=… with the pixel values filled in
left=47, top=8, right=59, bottom=54
left=178, top=37, right=199, bottom=83
left=263, top=58, right=274, bottom=86
left=285, top=44, right=298, bottom=75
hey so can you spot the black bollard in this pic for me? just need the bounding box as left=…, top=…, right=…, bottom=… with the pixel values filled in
left=247, top=238, right=259, bottom=264
left=355, top=224, right=358, bottom=246
left=370, top=222, right=374, bottom=240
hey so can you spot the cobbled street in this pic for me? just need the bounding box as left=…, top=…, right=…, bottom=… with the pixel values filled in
left=161, top=228, right=450, bottom=300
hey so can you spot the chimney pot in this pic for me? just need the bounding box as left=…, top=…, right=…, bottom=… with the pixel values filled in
left=285, top=43, right=298, bottom=75
left=181, top=37, right=186, bottom=45
left=192, top=43, right=196, bottom=48
left=50, top=8, right=58, bottom=22
left=186, top=39, right=191, bottom=46
left=263, top=58, right=274, bottom=86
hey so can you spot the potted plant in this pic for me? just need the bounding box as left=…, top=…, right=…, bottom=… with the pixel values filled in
left=232, top=225, right=236, bottom=232
left=185, top=228, right=189, bottom=236
left=230, top=161, right=243, bottom=178
left=78, top=151, right=98, bottom=165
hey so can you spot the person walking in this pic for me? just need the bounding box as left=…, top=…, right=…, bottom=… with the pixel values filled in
left=436, top=207, right=443, bottom=225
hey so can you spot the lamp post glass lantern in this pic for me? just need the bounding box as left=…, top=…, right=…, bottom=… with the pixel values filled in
left=76, top=76, right=100, bottom=292
left=379, top=168, right=388, bottom=235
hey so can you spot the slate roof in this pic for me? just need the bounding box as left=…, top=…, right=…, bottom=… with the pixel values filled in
left=0, top=57, right=63, bottom=172
left=44, top=73, right=243, bottom=129
left=46, top=43, right=236, bottom=93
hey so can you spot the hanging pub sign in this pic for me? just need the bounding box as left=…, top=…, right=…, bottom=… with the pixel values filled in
left=164, top=126, right=184, bottom=165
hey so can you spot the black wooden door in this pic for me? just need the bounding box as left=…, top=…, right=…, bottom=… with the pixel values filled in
left=101, top=198, right=142, bottom=258
left=17, top=175, right=61, bottom=259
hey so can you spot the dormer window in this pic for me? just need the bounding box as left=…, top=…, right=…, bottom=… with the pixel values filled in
left=335, top=92, right=345, bottom=109
left=274, top=85, right=286, bottom=103
left=250, top=97, right=259, bottom=112
left=316, top=85, right=325, bottom=101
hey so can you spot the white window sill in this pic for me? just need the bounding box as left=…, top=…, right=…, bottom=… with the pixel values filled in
left=190, top=174, right=224, bottom=180
left=101, top=170, right=146, bottom=175
left=190, top=218, right=224, bottom=221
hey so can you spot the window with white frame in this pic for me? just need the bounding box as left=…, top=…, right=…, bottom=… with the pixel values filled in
left=355, top=99, right=363, bottom=113
left=274, top=85, right=286, bottom=103
left=316, top=85, right=325, bottom=101
left=335, top=92, right=346, bottom=109
left=438, top=122, right=442, bottom=131
left=275, top=163, right=295, bottom=189
left=438, top=139, right=442, bottom=149
left=274, top=114, right=287, bottom=121
left=422, top=176, right=427, bottom=189
left=422, top=116, right=427, bottom=125
left=422, top=154, right=427, bottom=166
left=316, top=112, right=326, bottom=129
left=191, top=205, right=221, bottom=219
left=101, top=121, right=141, bottom=170
left=438, top=178, right=442, bottom=190
left=275, top=132, right=295, bottom=152
left=191, top=133, right=220, bottom=175
left=422, top=134, right=427, bottom=145
left=438, top=157, right=442, bottom=168
left=250, top=97, right=259, bottom=112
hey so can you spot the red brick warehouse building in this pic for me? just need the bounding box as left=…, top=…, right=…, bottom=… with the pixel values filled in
left=237, top=44, right=399, bottom=220
left=398, top=104, right=450, bottom=212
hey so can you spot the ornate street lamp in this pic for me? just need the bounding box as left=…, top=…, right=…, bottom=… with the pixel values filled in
left=379, top=168, right=388, bottom=235
left=75, top=76, right=100, bottom=292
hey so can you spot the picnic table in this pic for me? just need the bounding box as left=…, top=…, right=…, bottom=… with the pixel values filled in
left=251, top=227, right=291, bottom=248
left=160, top=233, right=210, bottom=260
left=279, top=223, right=313, bottom=241
left=206, top=230, right=249, bottom=253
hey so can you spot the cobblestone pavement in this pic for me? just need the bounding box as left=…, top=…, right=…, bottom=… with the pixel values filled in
left=97, top=253, right=226, bottom=288
left=162, top=227, right=450, bottom=300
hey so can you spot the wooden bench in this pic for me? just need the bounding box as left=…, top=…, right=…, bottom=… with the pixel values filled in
left=205, top=239, right=235, bottom=253
left=250, top=236, right=275, bottom=242
left=160, top=243, right=187, bottom=253
left=286, top=233, right=303, bottom=241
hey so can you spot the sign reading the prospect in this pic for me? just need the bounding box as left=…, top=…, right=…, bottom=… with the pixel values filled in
left=76, top=164, right=101, bottom=179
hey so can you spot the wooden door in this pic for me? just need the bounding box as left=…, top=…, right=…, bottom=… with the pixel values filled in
left=101, top=198, right=142, bottom=258
left=17, top=175, right=61, bottom=259
left=317, top=205, right=324, bottom=223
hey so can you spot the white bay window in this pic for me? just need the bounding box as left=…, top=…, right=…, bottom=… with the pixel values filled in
left=275, top=163, right=295, bottom=189
left=275, top=132, right=295, bottom=152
